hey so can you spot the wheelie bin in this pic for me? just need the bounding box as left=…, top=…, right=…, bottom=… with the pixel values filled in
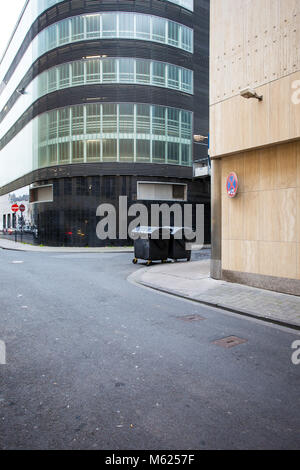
left=166, top=226, right=193, bottom=262
left=131, top=226, right=170, bottom=266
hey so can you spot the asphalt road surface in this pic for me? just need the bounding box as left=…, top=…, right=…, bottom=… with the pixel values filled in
left=0, top=249, right=299, bottom=450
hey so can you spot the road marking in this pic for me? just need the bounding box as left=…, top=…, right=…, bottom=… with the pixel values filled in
left=11, top=261, right=24, bottom=264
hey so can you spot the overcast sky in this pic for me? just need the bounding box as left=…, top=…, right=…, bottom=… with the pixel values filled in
left=0, top=0, right=26, bottom=59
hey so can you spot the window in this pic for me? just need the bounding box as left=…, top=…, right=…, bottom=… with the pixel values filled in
left=136, top=61, right=150, bottom=84
left=119, top=14, right=134, bottom=38
left=102, top=104, right=117, bottom=133
left=168, top=142, right=180, bottom=163
left=58, top=20, right=69, bottom=45
left=47, top=24, right=57, bottom=50
left=58, top=142, right=70, bottom=163
left=168, top=21, right=179, bottom=47
left=152, top=107, right=165, bottom=136
left=72, top=141, right=84, bottom=162
left=86, top=104, right=100, bottom=134
left=72, top=106, right=84, bottom=136
left=102, top=14, right=117, bottom=37
left=103, top=59, right=117, bottom=82
left=181, top=144, right=191, bottom=165
left=136, top=105, right=150, bottom=134
left=58, top=64, right=70, bottom=88
left=86, top=14, right=100, bottom=38
left=86, top=60, right=100, bottom=83
left=119, top=58, right=135, bottom=83
left=103, top=139, right=117, bottom=161
left=119, top=104, right=134, bottom=133
left=136, top=140, right=150, bottom=162
left=153, top=62, right=166, bottom=87
left=182, top=69, right=193, bottom=93
left=71, top=16, right=84, bottom=41
left=136, top=15, right=150, bottom=40
left=168, top=65, right=180, bottom=90
left=48, top=68, right=57, bottom=92
left=152, top=141, right=166, bottom=163
left=58, top=109, right=70, bottom=137
left=49, top=144, right=57, bottom=165
left=152, top=17, right=166, bottom=43
left=119, top=139, right=134, bottom=162
left=87, top=140, right=100, bottom=162
left=48, top=111, right=57, bottom=139
left=72, top=61, right=84, bottom=86
left=181, top=26, right=193, bottom=52
left=168, top=109, right=180, bottom=137
left=137, top=182, right=187, bottom=201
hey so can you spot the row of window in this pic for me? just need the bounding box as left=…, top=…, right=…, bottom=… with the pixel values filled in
left=37, top=13, right=194, bottom=55
left=34, top=58, right=193, bottom=100
left=36, top=103, right=193, bottom=168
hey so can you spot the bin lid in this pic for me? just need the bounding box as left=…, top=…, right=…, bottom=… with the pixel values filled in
left=131, top=226, right=170, bottom=236
left=163, top=226, right=194, bottom=236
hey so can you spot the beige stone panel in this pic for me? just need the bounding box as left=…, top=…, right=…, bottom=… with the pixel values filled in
left=244, top=151, right=260, bottom=192
left=260, top=190, right=277, bottom=242
left=276, top=188, right=297, bottom=243
left=272, top=243, right=297, bottom=279
left=269, top=75, right=291, bottom=143
left=289, top=71, right=300, bottom=138
left=275, top=142, right=297, bottom=189
left=297, top=189, right=300, bottom=243
left=228, top=192, right=245, bottom=240
left=222, top=195, right=230, bottom=240
left=296, top=142, right=300, bottom=188
left=250, top=84, right=270, bottom=147
left=260, top=189, right=297, bottom=242
left=258, top=242, right=275, bottom=276
left=259, top=147, right=277, bottom=191
left=243, top=241, right=260, bottom=274
left=228, top=240, right=244, bottom=272
left=244, top=192, right=261, bottom=241
left=222, top=240, right=230, bottom=271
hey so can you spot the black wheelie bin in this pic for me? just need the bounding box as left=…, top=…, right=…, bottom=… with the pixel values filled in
left=131, top=226, right=170, bottom=266
left=165, top=226, right=193, bottom=262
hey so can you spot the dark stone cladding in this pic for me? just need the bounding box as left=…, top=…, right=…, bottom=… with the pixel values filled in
left=0, top=40, right=195, bottom=124
left=0, top=162, right=194, bottom=196
left=0, top=84, right=193, bottom=152
left=1, top=0, right=193, bottom=91
left=26, top=174, right=211, bottom=247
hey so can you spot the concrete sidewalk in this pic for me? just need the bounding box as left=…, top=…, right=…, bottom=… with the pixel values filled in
left=130, top=259, right=300, bottom=329
left=0, top=238, right=133, bottom=253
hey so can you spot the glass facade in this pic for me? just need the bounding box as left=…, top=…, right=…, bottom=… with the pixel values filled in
left=35, top=58, right=193, bottom=99
left=37, top=13, right=193, bottom=55
left=36, top=103, right=193, bottom=168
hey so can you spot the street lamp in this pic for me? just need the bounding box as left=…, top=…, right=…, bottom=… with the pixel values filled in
left=240, top=87, right=263, bottom=101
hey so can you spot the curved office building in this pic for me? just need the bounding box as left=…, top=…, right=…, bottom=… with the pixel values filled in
left=0, top=0, right=210, bottom=246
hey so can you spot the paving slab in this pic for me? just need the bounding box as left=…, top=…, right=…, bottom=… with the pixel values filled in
left=130, top=259, right=300, bottom=329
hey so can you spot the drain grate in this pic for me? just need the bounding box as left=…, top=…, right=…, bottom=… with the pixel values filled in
left=213, top=336, right=248, bottom=349
left=179, top=314, right=205, bottom=322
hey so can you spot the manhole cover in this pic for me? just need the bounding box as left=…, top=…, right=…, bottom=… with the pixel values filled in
left=213, top=336, right=247, bottom=349
left=179, top=314, right=205, bottom=322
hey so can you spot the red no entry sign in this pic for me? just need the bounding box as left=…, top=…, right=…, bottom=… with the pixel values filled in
left=11, top=204, right=19, bottom=213
left=226, top=172, right=239, bottom=198
left=19, top=204, right=26, bottom=213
